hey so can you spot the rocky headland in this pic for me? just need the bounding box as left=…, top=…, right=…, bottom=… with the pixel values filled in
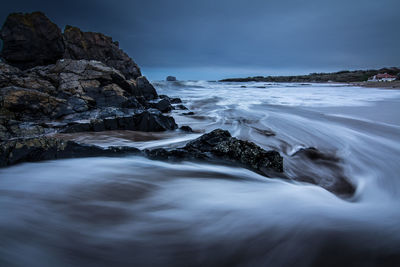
left=220, top=68, right=400, bottom=84
left=0, top=12, right=355, bottom=196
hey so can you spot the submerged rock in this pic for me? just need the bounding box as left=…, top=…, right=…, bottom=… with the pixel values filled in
left=289, top=147, right=355, bottom=196
left=0, top=137, right=139, bottom=167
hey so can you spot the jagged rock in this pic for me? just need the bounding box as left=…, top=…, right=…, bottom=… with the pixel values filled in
left=0, top=12, right=65, bottom=69
left=166, top=76, right=177, bottom=81
left=146, top=129, right=283, bottom=174
left=63, top=25, right=141, bottom=79
left=135, top=76, right=158, bottom=100
left=0, top=120, right=46, bottom=141
left=0, top=137, right=139, bottom=167
left=153, top=99, right=172, bottom=113
left=0, top=86, right=67, bottom=120
left=0, top=12, right=141, bottom=80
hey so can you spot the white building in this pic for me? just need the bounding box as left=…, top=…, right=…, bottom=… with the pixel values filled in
left=368, top=73, right=397, bottom=82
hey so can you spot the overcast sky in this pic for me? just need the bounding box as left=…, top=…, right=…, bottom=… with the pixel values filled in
left=1, top=0, right=399, bottom=80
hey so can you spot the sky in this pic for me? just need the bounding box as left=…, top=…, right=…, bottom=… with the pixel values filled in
left=0, top=0, right=399, bottom=80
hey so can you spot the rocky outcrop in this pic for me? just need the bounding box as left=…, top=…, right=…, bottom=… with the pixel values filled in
left=63, top=25, right=141, bottom=79
left=0, top=137, right=139, bottom=167
left=0, top=12, right=141, bottom=79
left=0, top=59, right=178, bottom=135
left=0, top=86, right=67, bottom=120
left=146, top=129, right=283, bottom=174
left=0, top=12, right=65, bottom=70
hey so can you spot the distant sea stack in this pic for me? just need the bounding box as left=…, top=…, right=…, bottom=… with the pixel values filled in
left=166, top=76, right=177, bottom=81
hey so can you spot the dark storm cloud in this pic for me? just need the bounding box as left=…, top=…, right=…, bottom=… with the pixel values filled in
left=1, top=0, right=399, bottom=79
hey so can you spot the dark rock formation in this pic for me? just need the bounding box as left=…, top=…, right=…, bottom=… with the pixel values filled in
left=166, top=76, right=177, bottom=81
left=0, top=12, right=65, bottom=70
left=61, top=110, right=177, bottom=133
left=0, top=12, right=142, bottom=80
left=0, top=137, right=139, bottom=167
left=179, top=125, right=193, bottom=132
left=0, top=86, right=67, bottom=120
left=0, top=58, right=178, bottom=137
left=146, top=129, right=283, bottom=174
left=159, top=94, right=182, bottom=104
left=63, top=25, right=141, bottom=79
left=152, top=99, right=172, bottom=113
left=175, top=104, right=188, bottom=110
left=135, top=76, right=158, bottom=100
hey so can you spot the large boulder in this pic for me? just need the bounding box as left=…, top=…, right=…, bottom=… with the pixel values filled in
left=63, top=25, right=141, bottom=79
left=0, top=12, right=65, bottom=70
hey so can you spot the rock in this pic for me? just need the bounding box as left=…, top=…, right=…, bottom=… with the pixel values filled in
left=0, top=137, right=139, bottom=167
left=180, top=126, right=193, bottom=132
left=183, top=112, right=195, bottom=115
left=132, top=110, right=177, bottom=132
left=0, top=86, right=67, bottom=120
left=135, top=76, right=158, bottom=100
left=293, top=147, right=339, bottom=161
left=0, top=120, right=46, bottom=141
left=0, top=12, right=65, bottom=70
left=146, top=129, right=283, bottom=174
left=166, top=76, right=177, bottom=81
left=0, top=11, right=142, bottom=80
left=252, top=127, right=276, bottom=137
left=160, top=95, right=182, bottom=103
left=175, top=104, right=188, bottom=110
left=61, top=110, right=177, bottom=133
left=290, top=147, right=355, bottom=196
left=153, top=99, right=172, bottom=113
left=63, top=25, right=141, bottom=79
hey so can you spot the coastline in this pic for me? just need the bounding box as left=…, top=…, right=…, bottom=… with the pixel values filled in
left=351, top=81, right=400, bottom=89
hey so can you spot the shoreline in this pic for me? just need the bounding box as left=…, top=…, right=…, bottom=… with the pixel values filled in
left=350, top=81, right=400, bottom=89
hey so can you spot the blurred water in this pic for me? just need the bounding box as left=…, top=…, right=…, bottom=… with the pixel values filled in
left=1, top=81, right=400, bottom=266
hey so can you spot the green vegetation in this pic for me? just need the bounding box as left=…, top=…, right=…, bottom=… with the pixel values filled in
left=220, top=67, right=400, bottom=83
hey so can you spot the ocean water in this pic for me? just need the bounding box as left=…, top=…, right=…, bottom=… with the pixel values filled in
left=1, top=81, right=400, bottom=266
